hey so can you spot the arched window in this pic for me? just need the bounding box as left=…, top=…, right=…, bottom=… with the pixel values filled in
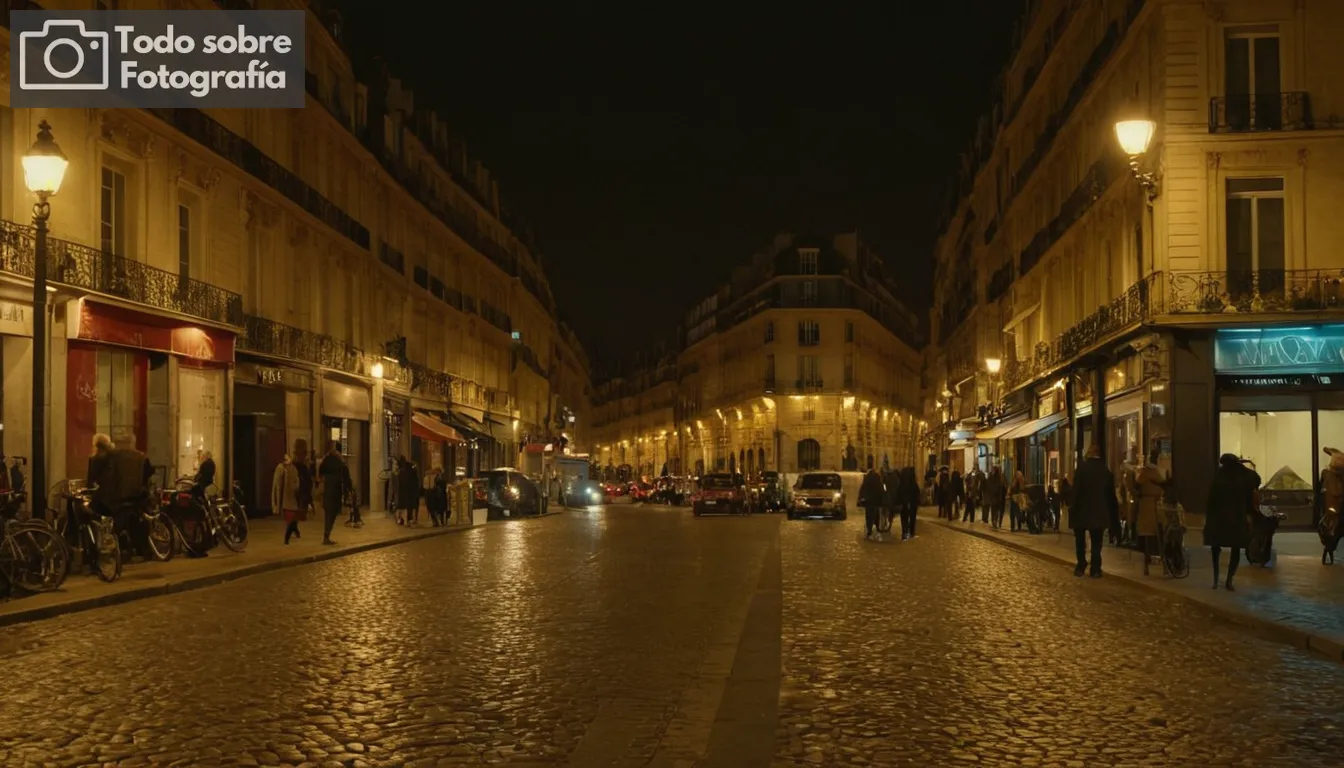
left=797, top=438, right=822, bottom=471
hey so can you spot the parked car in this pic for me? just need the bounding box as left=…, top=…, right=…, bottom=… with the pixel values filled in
left=478, top=469, right=543, bottom=520
left=628, top=481, right=654, bottom=502
left=693, top=473, right=749, bottom=516
left=788, top=471, right=847, bottom=520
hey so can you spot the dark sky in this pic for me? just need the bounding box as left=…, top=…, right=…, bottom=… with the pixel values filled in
left=337, top=1, right=1022, bottom=369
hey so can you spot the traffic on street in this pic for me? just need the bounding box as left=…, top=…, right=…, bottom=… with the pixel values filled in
left=0, top=504, right=1340, bottom=766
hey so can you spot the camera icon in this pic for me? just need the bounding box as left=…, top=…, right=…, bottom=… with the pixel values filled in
left=19, top=19, right=110, bottom=91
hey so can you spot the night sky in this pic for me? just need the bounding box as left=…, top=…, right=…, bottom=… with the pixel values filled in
left=337, top=1, right=1022, bottom=368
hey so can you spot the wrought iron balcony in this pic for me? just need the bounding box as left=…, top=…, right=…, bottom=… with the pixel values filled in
left=0, top=220, right=243, bottom=327
left=240, top=315, right=364, bottom=374
left=1209, top=93, right=1313, bottom=133
left=146, top=108, right=371, bottom=250
left=1165, top=269, right=1344, bottom=315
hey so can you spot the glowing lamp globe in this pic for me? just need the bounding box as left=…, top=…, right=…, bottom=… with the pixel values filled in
left=23, top=120, right=69, bottom=197
left=1114, top=119, right=1156, bottom=157
left=985, top=358, right=1002, bottom=375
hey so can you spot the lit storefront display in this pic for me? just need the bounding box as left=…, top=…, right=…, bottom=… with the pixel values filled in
left=1213, top=326, right=1344, bottom=527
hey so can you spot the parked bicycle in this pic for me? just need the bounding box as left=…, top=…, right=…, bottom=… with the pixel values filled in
left=51, top=480, right=122, bottom=582
left=1158, top=502, right=1190, bottom=579
left=160, top=477, right=248, bottom=556
left=0, top=490, right=70, bottom=595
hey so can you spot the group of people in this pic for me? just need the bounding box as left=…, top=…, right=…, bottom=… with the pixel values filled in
left=390, top=456, right=452, bottom=527
left=271, top=439, right=354, bottom=547
left=856, top=466, right=923, bottom=542
left=926, top=464, right=1055, bottom=532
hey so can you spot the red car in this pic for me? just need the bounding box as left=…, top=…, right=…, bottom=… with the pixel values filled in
left=692, top=473, right=749, bottom=516
left=628, top=481, right=653, bottom=502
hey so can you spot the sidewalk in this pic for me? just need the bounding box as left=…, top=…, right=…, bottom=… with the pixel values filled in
left=0, top=510, right=483, bottom=626
left=927, top=508, right=1344, bottom=663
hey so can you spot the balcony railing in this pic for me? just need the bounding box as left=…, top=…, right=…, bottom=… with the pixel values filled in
left=304, top=70, right=354, bottom=133
left=241, top=315, right=364, bottom=373
left=0, top=220, right=243, bottom=327
left=1165, top=269, right=1344, bottom=315
left=795, top=378, right=824, bottom=392
left=1209, top=93, right=1313, bottom=133
left=146, top=108, right=371, bottom=250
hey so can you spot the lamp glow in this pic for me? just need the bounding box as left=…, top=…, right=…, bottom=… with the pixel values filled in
left=23, top=121, right=69, bottom=197
left=370, top=361, right=384, bottom=379
left=1114, top=119, right=1156, bottom=157
left=985, top=358, right=1002, bottom=375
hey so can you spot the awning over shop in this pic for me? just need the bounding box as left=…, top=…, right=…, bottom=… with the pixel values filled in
left=999, top=410, right=1069, bottom=442
left=411, top=412, right=464, bottom=444
left=485, top=413, right=511, bottom=430
left=948, top=438, right=975, bottom=451
left=446, top=409, right=490, bottom=439
left=975, top=413, right=1030, bottom=441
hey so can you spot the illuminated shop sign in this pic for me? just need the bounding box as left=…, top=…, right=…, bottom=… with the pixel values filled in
left=1214, top=326, right=1344, bottom=374
left=1219, top=374, right=1336, bottom=388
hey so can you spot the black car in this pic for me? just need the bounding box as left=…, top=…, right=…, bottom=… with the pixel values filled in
left=477, top=469, right=543, bottom=520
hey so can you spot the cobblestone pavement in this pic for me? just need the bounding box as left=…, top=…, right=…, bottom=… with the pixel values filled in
left=0, top=507, right=778, bottom=767
left=774, top=517, right=1344, bottom=767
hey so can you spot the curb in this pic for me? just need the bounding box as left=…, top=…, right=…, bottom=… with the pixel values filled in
left=930, top=518, right=1344, bottom=664
left=0, top=521, right=483, bottom=628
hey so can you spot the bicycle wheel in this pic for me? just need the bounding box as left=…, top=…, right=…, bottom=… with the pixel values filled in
left=145, top=511, right=175, bottom=562
left=216, top=504, right=247, bottom=552
left=89, top=521, right=122, bottom=582
left=3, top=524, right=71, bottom=593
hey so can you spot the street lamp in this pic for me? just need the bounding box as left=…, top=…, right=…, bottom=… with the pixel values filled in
left=1114, top=118, right=1160, bottom=206
left=985, top=357, right=1002, bottom=376
left=22, top=120, right=68, bottom=517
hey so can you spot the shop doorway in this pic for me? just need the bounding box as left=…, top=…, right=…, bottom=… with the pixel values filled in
left=323, top=416, right=370, bottom=507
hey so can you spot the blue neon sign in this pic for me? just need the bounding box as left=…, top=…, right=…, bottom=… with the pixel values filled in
left=1214, top=326, right=1344, bottom=374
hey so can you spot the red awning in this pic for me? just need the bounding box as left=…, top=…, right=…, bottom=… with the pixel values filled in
left=411, top=413, right=464, bottom=443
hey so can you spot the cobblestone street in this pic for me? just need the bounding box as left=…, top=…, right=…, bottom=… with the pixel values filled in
left=0, top=506, right=1342, bottom=766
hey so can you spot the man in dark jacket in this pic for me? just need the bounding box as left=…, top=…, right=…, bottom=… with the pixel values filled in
left=899, top=467, right=921, bottom=539
left=1070, top=444, right=1118, bottom=577
left=859, top=468, right=886, bottom=541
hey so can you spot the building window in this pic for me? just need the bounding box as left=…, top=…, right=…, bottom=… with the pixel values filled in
left=798, top=321, right=821, bottom=347
left=797, top=438, right=822, bottom=471
left=844, top=359, right=854, bottom=389
left=764, top=354, right=775, bottom=388
left=802, top=405, right=816, bottom=421
left=1224, top=27, right=1281, bottom=131
left=802, top=281, right=818, bottom=307
left=845, top=321, right=854, bottom=343
left=798, top=354, right=821, bottom=388
left=1226, top=177, right=1285, bottom=299
left=799, top=248, right=819, bottom=275
left=178, top=204, right=191, bottom=281
left=100, top=167, right=127, bottom=257
left=764, top=321, right=774, bottom=343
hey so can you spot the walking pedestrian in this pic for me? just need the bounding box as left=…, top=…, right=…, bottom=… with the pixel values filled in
left=1070, top=444, right=1117, bottom=578
left=936, top=466, right=952, bottom=519
left=1205, top=453, right=1255, bottom=590
left=899, top=466, right=920, bottom=539
left=951, top=469, right=965, bottom=521
left=396, top=455, right=421, bottom=526
left=860, top=467, right=886, bottom=540
left=1135, top=452, right=1164, bottom=576
left=1009, top=469, right=1027, bottom=531
left=860, top=467, right=886, bottom=541
left=278, top=441, right=310, bottom=545
left=963, top=466, right=983, bottom=523
left=984, top=465, right=1006, bottom=529
left=318, top=441, right=351, bottom=546
left=882, top=466, right=900, bottom=534
left=1321, top=449, right=1344, bottom=565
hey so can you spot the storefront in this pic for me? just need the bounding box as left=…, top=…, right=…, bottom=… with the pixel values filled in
left=321, top=374, right=372, bottom=506
left=1000, top=384, right=1068, bottom=487
left=65, top=300, right=233, bottom=489
left=233, top=360, right=314, bottom=515
left=1211, top=325, right=1344, bottom=527
left=0, top=296, right=33, bottom=471
left=410, top=411, right=464, bottom=475
left=973, top=411, right=1029, bottom=475
left=446, top=408, right=494, bottom=477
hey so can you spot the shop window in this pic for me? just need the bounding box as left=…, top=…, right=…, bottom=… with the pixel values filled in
left=1220, top=409, right=1312, bottom=514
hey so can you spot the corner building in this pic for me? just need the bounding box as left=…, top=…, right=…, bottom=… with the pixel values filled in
left=925, top=0, right=1344, bottom=525
left=593, top=233, right=924, bottom=477
left=0, top=1, right=591, bottom=514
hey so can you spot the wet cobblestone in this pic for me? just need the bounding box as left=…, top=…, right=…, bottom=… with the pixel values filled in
left=0, top=510, right=776, bottom=766
left=774, top=520, right=1344, bottom=767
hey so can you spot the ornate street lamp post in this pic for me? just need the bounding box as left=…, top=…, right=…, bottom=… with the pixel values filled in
left=22, top=120, right=69, bottom=516
left=1115, top=118, right=1160, bottom=206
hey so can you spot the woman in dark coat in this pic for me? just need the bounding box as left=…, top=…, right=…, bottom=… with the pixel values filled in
left=318, top=441, right=351, bottom=546
left=898, top=466, right=921, bottom=540
left=1204, top=453, right=1254, bottom=591
left=395, top=455, right=422, bottom=526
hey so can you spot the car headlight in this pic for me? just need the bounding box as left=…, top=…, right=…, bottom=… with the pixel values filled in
left=794, top=497, right=807, bottom=507
left=588, top=488, right=600, bottom=499
left=833, top=492, right=842, bottom=501
left=509, top=485, right=520, bottom=497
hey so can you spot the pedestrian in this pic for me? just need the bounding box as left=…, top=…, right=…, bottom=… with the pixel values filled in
left=1204, top=453, right=1255, bottom=590
left=271, top=453, right=290, bottom=517
left=860, top=467, right=886, bottom=541
left=1320, top=449, right=1344, bottom=565
left=318, top=441, right=350, bottom=546
left=984, top=465, right=1005, bottom=529
left=1009, top=469, right=1027, bottom=531
left=882, top=466, right=900, bottom=534
left=192, top=448, right=217, bottom=500
left=951, top=469, right=965, bottom=521
left=278, top=441, right=310, bottom=545
left=1135, top=452, right=1164, bottom=576
left=896, top=466, right=918, bottom=539
left=935, top=466, right=952, bottom=519
left=1070, top=444, right=1117, bottom=578
left=396, top=455, right=421, bottom=526
left=963, top=466, right=983, bottom=523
